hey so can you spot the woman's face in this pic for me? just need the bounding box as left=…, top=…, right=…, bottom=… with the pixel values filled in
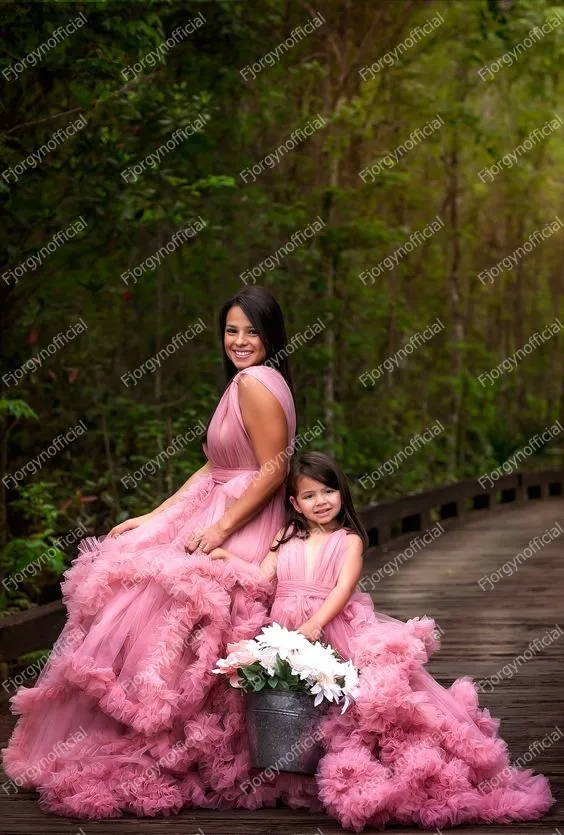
left=224, top=305, right=267, bottom=369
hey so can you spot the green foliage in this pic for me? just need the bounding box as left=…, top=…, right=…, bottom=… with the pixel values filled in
left=1, top=0, right=563, bottom=604
left=0, top=482, right=67, bottom=611
left=0, top=400, right=38, bottom=421
left=238, top=656, right=332, bottom=695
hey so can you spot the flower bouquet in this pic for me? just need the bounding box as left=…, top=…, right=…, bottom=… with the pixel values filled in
left=213, top=623, right=359, bottom=774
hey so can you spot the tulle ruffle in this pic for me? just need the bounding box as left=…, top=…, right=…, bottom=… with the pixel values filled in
left=2, top=472, right=284, bottom=817
left=315, top=613, right=554, bottom=831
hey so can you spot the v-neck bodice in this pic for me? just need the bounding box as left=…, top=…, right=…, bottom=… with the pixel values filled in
left=276, top=527, right=349, bottom=587
left=269, top=526, right=375, bottom=658
left=301, top=529, right=342, bottom=581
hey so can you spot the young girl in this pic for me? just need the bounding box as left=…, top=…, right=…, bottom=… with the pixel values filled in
left=211, top=450, right=554, bottom=832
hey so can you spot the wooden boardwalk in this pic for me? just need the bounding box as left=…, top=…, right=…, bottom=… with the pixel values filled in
left=0, top=498, right=562, bottom=834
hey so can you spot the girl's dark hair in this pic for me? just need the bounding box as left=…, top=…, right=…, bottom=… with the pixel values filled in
left=202, top=286, right=295, bottom=448
left=273, top=450, right=369, bottom=551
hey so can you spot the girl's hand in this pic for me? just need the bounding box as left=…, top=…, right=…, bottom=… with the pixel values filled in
left=185, top=522, right=227, bottom=554
left=297, top=619, right=323, bottom=642
left=208, top=547, right=230, bottom=560
left=108, top=513, right=153, bottom=537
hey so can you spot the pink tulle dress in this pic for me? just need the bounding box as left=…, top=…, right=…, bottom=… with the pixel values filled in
left=269, top=527, right=555, bottom=832
left=2, top=364, right=296, bottom=819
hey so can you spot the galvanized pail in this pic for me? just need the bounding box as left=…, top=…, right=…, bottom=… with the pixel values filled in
left=245, top=689, right=328, bottom=774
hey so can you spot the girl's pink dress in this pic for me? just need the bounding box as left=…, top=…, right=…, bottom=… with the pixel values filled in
left=270, top=527, right=554, bottom=832
left=2, top=364, right=296, bottom=819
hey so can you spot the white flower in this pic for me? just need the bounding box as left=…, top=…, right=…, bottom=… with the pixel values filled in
left=337, top=660, right=360, bottom=713
left=293, top=639, right=334, bottom=671
left=212, top=639, right=261, bottom=676
left=251, top=623, right=310, bottom=675
left=342, top=660, right=360, bottom=693
left=213, top=623, right=360, bottom=712
left=256, top=623, right=311, bottom=657
left=309, top=674, right=344, bottom=706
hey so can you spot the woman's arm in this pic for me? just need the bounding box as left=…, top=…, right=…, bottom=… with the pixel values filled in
left=186, top=374, right=289, bottom=553
left=150, top=460, right=212, bottom=516
left=108, top=460, right=211, bottom=536
left=298, top=535, right=364, bottom=640
left=209, top=528, right=283, bottom=581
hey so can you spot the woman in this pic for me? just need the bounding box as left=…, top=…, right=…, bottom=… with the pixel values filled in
left=2, top=286, right=297, bottom=819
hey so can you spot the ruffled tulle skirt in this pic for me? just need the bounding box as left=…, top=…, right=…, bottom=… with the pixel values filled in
left=2, top=472, right=316, bottom=818
left=3, top=474, right=555, bottom=827
left=272, top=588, right=554, bottom=831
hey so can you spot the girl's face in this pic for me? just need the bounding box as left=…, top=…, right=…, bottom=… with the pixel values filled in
left=224, top=305, right=267, bottom=369
left=290, top=475, right=342, bottom=530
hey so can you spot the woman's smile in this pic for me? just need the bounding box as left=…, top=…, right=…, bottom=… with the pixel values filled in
left=224, top=305, right=267, bottom=368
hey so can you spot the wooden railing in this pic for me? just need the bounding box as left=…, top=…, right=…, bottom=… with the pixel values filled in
left=359, top=468, right=564, bottom=547
left=0, top=469, right=562, bottom=669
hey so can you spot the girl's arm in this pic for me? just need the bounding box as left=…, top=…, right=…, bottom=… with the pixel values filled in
left=209, top=528, right=283, bottom=581
left=298, top=534, right=364, bottom=640
left=186, top=374, right=289, bottom=553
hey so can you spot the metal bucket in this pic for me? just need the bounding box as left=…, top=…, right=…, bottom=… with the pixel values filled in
left=244, top=689, right=328, bottom=774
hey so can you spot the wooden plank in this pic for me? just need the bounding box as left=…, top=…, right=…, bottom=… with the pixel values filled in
left=0, top=601, right=65, bottom=663
left=1, top=469, right=563, bottom=664
left=0, top=498, right=562, bottom=833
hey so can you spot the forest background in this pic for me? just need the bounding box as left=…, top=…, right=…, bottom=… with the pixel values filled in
left=1, top=0, right=563, bottom=613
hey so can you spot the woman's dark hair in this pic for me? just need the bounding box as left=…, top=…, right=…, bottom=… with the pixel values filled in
left=273, top=450, right=369, bottom=551
left=218, top=286, right=294, bottom=393
left=201, top=286, right=295, bottom=448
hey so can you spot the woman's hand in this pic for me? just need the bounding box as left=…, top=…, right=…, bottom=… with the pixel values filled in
left=185, top=521, right=228, bottom=555
left=297, top=618, right=323, bottom=642
left=107, top=513, right=153, bottom=538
